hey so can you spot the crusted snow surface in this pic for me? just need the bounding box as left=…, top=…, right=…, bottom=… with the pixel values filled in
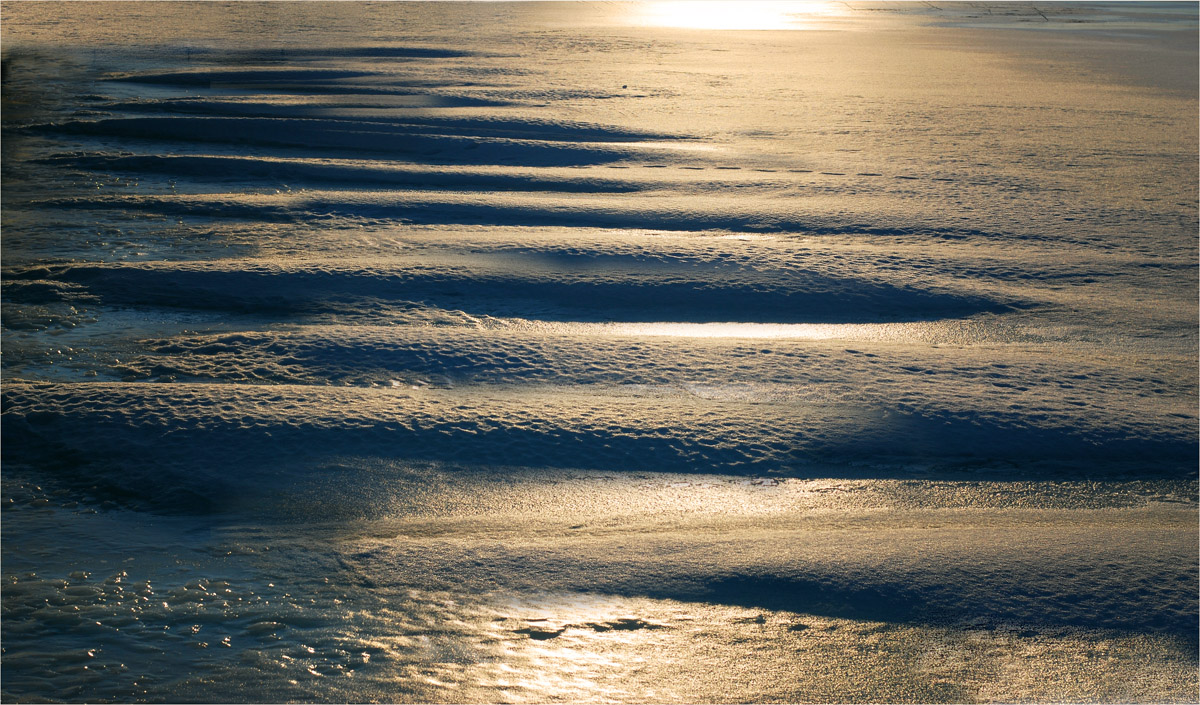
left=2, top=2, right=1197, bottom=702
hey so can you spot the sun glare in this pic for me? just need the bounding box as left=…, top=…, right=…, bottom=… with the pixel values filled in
left=633, top=1, right=841, bottom=30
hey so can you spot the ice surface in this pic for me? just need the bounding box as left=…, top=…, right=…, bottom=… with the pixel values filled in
left=2, top=1, right=1197, bottom=702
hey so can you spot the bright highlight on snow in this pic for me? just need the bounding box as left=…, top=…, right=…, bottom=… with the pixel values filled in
left=633, top=0, right=840, bottom=29
left=591, top=321, right=918, bottom=340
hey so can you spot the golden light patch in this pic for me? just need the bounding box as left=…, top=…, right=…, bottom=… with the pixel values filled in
left=632, top=1, right=841, bottom=30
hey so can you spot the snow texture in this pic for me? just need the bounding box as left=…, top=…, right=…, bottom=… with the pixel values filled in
left=1, top=2, right=1197, bottom=702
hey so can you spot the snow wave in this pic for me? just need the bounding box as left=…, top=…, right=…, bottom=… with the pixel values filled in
left=6, top=260, right=1021, bottom=322
left=4, top=381, right=1194, bottom=516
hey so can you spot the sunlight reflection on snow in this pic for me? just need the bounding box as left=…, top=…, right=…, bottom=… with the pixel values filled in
left=502, top=317, right=1019, bottom=344
left=596, top=140, right=724, bottom=153
left=486, top=593, right=677, bottom=702
left=598, top=321, right=913, bottom=340
left=632, top=1, right=842, bottom=30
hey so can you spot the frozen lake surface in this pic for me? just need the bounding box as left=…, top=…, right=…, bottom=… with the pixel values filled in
left=2, top=2, right=1197, bottom=702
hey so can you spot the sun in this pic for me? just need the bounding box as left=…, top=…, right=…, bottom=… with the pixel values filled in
left=632, top=1, right=842, bottom=30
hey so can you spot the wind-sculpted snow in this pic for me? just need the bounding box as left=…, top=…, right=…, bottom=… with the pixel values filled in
left=42, top=117, right=648, bottom=166
left=34, top=154, right=649, bottom=192
left=345, top=511, right=1200, bottom=636
left=2, top=3, right=1197, bottom=702
left=3, top=381, right=1194, bottom=517
left=100, top=327, right=1200, bottom=437
left=26, top=191, right=1033, bottom=241
left=6, top=259, right=1021, bottom=322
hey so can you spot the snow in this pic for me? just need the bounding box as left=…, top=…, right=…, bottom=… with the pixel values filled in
left=1, top=1, right=1196, bottom=701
